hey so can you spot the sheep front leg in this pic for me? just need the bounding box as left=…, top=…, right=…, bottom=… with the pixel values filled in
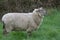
left=27, top=31, right=32, bottom=37
left=26, top=27, right=33, bottom=38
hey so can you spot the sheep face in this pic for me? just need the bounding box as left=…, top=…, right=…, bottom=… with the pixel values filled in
left=33, top=7, right=47, bottom=16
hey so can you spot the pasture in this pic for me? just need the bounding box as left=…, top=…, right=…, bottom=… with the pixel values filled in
left=0, top=8, right=60, bottom=40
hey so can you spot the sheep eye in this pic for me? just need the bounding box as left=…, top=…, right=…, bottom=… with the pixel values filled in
left=40, top=10, right=43, bottom=12
left=36, top=10, right=40, bottom=12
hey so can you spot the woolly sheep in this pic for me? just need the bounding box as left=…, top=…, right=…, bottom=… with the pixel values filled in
left=2, top=7, right=46, bottom=36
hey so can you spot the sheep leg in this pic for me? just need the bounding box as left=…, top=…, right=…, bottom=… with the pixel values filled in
left=3, top=29, right=9, bottom=35
left=2, top=22, right=8, bottom=35
left=26, top=27, right=33, bottom=38
left=3, top=24, right=13, bottom=35
left=27, top=31, right=32, bottom=38
left=27, top=31, right=32, bottom=37
left=3, top=26, right=9, bottom=35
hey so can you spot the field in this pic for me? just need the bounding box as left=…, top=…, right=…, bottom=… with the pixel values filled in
left=0, top=8, right=60, bottom=40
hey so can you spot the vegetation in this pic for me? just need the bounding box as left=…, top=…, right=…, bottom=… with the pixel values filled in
left=0, top=8, right=60, bottom=40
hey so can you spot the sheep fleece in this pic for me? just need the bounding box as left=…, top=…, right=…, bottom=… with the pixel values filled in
left=2, top=13, right=38, bottom=32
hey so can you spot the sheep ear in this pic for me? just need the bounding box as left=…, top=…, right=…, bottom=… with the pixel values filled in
left=33, top=9, right=37, bottom=12
left=34, top=9, right=37, bottom=10
left=39, top=7, right=43, bottom=10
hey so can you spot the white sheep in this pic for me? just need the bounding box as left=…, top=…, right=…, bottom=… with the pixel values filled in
left=2, top=7, right=46, bottom=36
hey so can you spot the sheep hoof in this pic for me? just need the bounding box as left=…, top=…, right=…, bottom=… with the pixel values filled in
left=3, top=31, right=9, bottom=36
left=27, top=32, right=32, bottom=38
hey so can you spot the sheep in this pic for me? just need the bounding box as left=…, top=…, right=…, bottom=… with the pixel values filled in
left=2, top=7, right=46, bottom=36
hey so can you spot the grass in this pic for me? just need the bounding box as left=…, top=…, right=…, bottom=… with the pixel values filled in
left=0, top=8, right=60, bottom=40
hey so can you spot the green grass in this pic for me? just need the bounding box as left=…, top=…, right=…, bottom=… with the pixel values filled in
left=0, top=8, right=60, bottom=40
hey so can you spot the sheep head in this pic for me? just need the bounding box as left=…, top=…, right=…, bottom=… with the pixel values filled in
left=33, top=7, right=47, bottom=16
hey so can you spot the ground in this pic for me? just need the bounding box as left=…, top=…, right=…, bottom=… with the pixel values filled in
left=0, top=8, right=60, bottom=40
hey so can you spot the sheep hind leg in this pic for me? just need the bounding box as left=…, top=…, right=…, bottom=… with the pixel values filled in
left=2, top=23, right=9, bottom=35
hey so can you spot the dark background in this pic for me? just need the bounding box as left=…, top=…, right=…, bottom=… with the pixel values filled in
left=0, top=0, right=60, bottom=19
